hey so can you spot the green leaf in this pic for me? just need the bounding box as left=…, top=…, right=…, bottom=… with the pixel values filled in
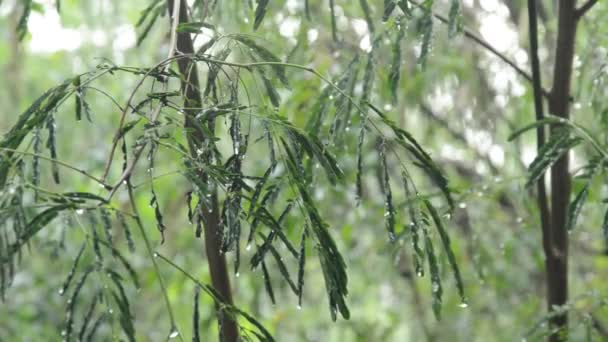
left=417, top=10, right=433, bottom=68
left=45, top=113, right=60, bottom=184
left=508, top=117, right=566, bottom=141
left=402, top=170, right=425, bottom=276
left=6, top=204, right=73, bottom=258
left=73, top=76, right=82, bottom=121
left=176, top=21, right=216, bottom=33
left=64, top=266, right=94, bottom=341
left=566, top=182, right=590, bottom=231
left=77, top=291, right=101, bottom=341
left=59, top=243, right=87, bottom=296
left=358, top=0, right=375, bottom=34
left=389, top=17, right=406, bottom=104
left=192, top=287, right=201, bottom=342
left=422, top=218, right=442, bottom=320
left=253, top=0, right=269, bottom=30
left=262, top=76, right=281, bottom=107
left=232, top=35, right=289, bottom=87
left=0, top=80, right=70, bottom=188
left=329, top=0, right=339, bottom=42
left=261, top=259, right=275, bottom=304
left=447, top=0, right=463, bottom=37
left=269, top=245, right=298, bottom=294
left=297, top=229, right=307, bottom=307
left=281, top=139, right=349, bottom=320
left=367, top=103, right=454, bottom=209
left=526, top=129, right=581, bottom=188
left=425, top=200, right=466, bottom=304
left=383, top=0, right=397, bottom=21
left=379, top=142, right=396, bottom=241
left=107, top=270, right=136, bottom=342
left=17, top=0, right=32, bottom=41
left=136, top=2, right=164, bottom=47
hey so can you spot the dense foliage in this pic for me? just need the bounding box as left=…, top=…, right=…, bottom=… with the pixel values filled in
left=1, top=0, right=607, bottom=341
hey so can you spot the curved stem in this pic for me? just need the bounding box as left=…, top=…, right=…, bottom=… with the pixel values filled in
left=126, top=182, right=183, bottom=341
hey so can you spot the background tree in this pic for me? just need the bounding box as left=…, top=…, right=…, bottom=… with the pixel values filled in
left=1, top=0, right=607, bottom=341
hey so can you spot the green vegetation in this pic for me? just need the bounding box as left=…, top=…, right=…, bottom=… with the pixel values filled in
left=1, top=0, right=607, bottom=341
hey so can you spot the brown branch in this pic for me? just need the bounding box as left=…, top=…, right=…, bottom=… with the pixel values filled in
left=419, top=104, right=500, bottom=174
left=410, top=0, right=551, bottom=100
left=576, top=0, right=599, bottom=19
left=547, top=1, right=579, bottom=340
left=166, top=1, right=239, bottom=341
left=527, top=0, right=553, bottom=310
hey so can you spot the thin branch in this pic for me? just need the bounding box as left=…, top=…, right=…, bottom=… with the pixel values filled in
left=127, top=182, right=183, bottom=341
left=0, top=147, right=111, bottom=188
left=104, top=0, right=182, bottom=197
left=527, top=0, right=553, bottom=260
left=410, top=0, right=551, bottom=99
left=576, top=0, right=599, bottom=19
left=101, top=0, right=182, bottom=185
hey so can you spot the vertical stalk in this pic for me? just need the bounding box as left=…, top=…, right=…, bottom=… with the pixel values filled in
left=166, top=1, right=239, bottom=341
left=527, top=0, right=555, bottom=336
left=547, top=1, right=578, bottom=340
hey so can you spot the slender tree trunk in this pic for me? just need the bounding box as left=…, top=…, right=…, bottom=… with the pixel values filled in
left=546, top=1, right=579, bottom=340
left=6, top=2, right=22, bottom=116
left=167, top=1, right=240, bottom=341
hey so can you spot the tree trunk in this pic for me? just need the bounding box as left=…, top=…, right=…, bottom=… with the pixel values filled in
left=547, top=1, right=578, bottom=340
left=167, top=1, right=240, bottom=341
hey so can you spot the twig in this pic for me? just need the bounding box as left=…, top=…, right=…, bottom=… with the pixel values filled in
left=527, top=0, right=553, bottom=260
left=101, top=0, right=182, bottom=184
left=104, top=0, right=183, bottom=199
left=576, top=0, right=599, bottom=19
left=410, top=0, right=551, bottom=99
left=0, top=147, right=110, bottom=188
left=126, top=182, right=182, bottom=341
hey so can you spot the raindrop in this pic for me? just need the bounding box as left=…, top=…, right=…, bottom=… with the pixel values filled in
left=459, top=302, right=468, bottom=308
left=168, top=329, right=180, bottom=339
left=245, top=243, right=251, bottom=251
left=58, top=288, right=64, bottom=295
left=153, top=252, right=159, bottom=258
left=76, top=209, right=85, bottom=215
left=235, top=272, right=240, bottom=278
left=297, top=305, right=302, bottom=310
left=383, top=104, right=392, bottom=111
left=108, top=309, right=114, bottom=314
left=329, top=95, right=334, bottom=100
left=458, top=202, right=467, bottom=209
left=516, top=217, right=523, bottom=223
left=432, top=282, right=440, bottom=293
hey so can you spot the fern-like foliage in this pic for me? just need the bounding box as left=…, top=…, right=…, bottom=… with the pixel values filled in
left=0, top=0, right=471, bottom=339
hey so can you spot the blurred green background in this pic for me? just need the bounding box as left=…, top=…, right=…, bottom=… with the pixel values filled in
left=1, top=0, right=608, bottom=341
